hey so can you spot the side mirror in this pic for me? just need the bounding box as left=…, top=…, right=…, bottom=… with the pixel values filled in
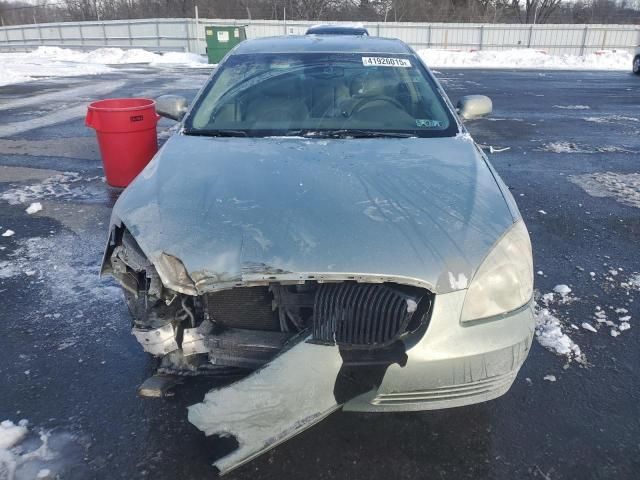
left=156, top=95, right=189, bottom=121
left=456, top=95, right=492, bottom=120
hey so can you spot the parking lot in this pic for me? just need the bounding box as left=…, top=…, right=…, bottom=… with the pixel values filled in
left=1, top=66, right=639, bottom=479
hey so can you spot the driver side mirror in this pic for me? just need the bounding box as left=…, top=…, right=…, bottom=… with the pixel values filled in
left=156, top=95, right=189, bottom=121
left=456, top=95, right=492, bottom=120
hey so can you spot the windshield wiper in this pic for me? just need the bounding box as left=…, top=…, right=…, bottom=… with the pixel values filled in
left=299, top=129, right=414, bottom=139
left=183, top=129, right=248, bottom=137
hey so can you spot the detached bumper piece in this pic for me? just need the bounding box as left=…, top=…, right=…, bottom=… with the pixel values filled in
left=312, top=283, right=428, bottom=348
left=188, top=336, right=345, bottom=476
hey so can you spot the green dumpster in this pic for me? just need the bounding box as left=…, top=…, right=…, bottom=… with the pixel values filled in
left=205, top=25, right=247, bottom=64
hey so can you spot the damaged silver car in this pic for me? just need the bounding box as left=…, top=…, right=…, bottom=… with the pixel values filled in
left=101, top=34, right=534, bottom=474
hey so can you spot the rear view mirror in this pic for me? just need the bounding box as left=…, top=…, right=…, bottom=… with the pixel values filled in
left=456, top=95, right=492, bottom=120
left=156, top=95, right=189, bottom=121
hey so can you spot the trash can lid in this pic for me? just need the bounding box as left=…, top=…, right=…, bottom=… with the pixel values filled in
left=88, top=98, right=155, bottom=112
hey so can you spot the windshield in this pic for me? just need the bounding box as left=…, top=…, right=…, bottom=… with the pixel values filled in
left=184, top=52, right=457, bottom=138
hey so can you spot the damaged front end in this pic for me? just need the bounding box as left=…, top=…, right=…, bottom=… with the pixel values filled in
left=102, top=223, right=434, bottom=473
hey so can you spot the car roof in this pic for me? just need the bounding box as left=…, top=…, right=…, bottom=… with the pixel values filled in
left=305, top=24, right=369, bottom=36
left=231, top=35, right=413, bottom=55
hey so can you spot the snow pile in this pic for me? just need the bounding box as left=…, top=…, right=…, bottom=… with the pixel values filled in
left=535, top=306, right=585, bottom=364
left=151, top=50, right=209, bottom=66
left=0, top=51, right=112, bottom=86
left=0, top=46, right=208, bottom=86
left=569, top=172, right=640, bottom=209
left=22, top=46, right=208, bottom=67
left=0, top=420, right=28, bottom=450
left=418, top=48, right=632, bottom=70
left=25, top=202, right=42, bottom=215
left=553, top=284, right=571, bottom=295
left=535, top=285, right=587, bottom=365
left=0, top=419, right=84, bottom=480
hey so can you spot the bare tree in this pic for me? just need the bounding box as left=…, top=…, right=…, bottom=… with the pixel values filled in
left=510, top=0, right=563, bottom=23
left=1, top=0, right=639, bottom=26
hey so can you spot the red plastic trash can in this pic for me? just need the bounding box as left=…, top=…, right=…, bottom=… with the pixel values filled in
left=86, top=98, right=160, bottom=188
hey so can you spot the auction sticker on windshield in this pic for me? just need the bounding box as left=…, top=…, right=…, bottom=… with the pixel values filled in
left=362, top=57, right=411, bottom=67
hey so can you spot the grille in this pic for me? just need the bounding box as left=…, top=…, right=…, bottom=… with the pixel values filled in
left=312, top=283, right=425, bottom=347
left=205, top=287, right=278, bottom=331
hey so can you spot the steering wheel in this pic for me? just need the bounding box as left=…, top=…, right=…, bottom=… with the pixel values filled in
left=349, top=96, right=406, bottom=115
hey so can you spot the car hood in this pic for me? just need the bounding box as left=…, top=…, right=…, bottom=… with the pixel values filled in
left=110, top=134, right=517, bottom=294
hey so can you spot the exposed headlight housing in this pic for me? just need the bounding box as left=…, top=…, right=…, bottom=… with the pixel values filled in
left=461, top=220, right=533, bottom=323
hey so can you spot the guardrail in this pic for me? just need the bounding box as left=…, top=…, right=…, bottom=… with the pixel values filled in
left=0, top=18, right=638, bottom=56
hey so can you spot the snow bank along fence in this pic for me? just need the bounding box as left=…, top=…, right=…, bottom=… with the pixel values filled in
left=0, top=18, right=638, bottom=56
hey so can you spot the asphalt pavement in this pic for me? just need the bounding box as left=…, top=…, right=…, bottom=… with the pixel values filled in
left=0, top=65, right=639, bottom=479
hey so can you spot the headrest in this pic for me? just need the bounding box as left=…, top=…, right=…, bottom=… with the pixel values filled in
left=349, top=73, right=388, bottom=97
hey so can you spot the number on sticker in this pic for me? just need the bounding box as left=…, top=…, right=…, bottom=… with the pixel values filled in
left=362, top=57, right=411, bottom=68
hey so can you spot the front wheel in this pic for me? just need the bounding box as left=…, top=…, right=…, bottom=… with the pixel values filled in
left=633, top=56, right=640, bottom=75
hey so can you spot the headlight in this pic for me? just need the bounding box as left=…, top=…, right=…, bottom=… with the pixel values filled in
left=461, top=220, right=533, bottom=322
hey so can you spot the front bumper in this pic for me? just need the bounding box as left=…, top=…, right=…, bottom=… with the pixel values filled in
left=343, top=290, right=535, bottom=412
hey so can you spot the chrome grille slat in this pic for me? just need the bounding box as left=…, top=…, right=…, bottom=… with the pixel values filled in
left=371, top=372, right=517, bottom=405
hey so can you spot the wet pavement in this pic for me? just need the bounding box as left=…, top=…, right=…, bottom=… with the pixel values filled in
left=1, top=66, right=639, bottom=479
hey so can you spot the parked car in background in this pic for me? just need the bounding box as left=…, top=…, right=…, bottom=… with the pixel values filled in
left=634, top=46, right=640, bottom=75
left=102, top=34, right=534, bottom=474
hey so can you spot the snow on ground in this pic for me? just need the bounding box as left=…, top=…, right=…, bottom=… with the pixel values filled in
left=583, top=115, right=639, bottom=124
left=535, top=305, right=585, bottom=364
left=0, top=172, right=120, bottom=305
left=418, top=48, right=633, bottom=70
left=0, top=419, right=84, bottom=480
left=0, top=58, right=110, bottom=87
left=0, top=172, right=103, bottom=205
left=21, top=46, right=208, bottom=66
left=535, top=269, right=637, bottom=367
left=569, top=172, right=640, bottom=209
left=553, top=105, right=590, bottom=110
left=0, top=233, right=120, bottom=303
left=0, top=46, right=209, bottom=86
left=0, top=45, right=632, bottom=87
left=541, top=142, right=592, bottom=154
left=541, top=142, right=636, bottom=154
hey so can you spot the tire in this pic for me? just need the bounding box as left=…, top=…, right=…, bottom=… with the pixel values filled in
left=634, top=56, right=640, bottom=76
